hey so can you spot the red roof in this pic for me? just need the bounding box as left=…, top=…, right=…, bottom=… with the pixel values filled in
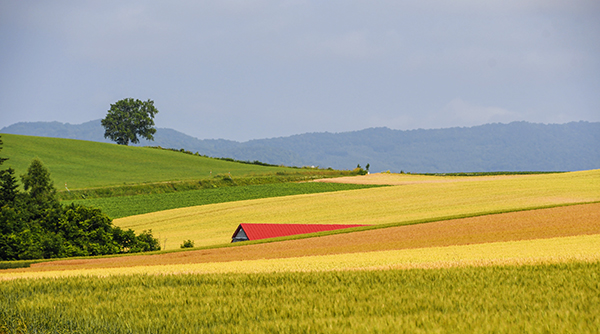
left=232, top=223, right=368, bottom=242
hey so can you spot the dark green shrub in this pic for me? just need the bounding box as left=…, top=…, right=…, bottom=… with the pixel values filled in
left=180, top=239, right=195, bottom=248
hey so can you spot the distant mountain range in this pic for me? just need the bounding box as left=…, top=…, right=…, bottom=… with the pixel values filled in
left=2, top=120, right=599, bottom=173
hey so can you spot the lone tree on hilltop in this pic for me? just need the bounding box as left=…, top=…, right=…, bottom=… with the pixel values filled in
left=101, top=98, right=159, bottom=145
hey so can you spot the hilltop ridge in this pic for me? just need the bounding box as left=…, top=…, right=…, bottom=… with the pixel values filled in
left=2, top=120, right=599, bottom=173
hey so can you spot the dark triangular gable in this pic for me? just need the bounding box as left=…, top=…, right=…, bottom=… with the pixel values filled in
left=231, top=225, right=249, bottom=243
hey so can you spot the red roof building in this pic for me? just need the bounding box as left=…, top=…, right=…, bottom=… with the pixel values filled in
left=231, top=223, right=368, bottom=242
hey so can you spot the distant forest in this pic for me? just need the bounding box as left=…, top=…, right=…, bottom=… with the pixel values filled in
left=2, top=120, right=599, bottom=173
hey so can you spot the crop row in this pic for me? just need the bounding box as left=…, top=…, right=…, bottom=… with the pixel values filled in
left=67, top=182, right=383, bottom=219
left=2, top=261, right=599, bottom=333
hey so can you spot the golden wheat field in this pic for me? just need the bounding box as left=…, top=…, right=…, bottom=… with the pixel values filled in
left=114, top=170, right=600, bottom=250
left=3, top=201, right=599, bottom=280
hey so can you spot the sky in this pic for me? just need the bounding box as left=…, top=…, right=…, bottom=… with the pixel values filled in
left=1, top=1, right=599, bottom=142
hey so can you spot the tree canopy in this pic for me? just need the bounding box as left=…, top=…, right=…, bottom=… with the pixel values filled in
left=0, top=156, right=161, bottom=260
left=101, top=98, right=159, bottom=145
left=21, top=158, right=57, bottom=207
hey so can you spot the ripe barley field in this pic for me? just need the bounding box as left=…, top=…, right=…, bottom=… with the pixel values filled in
left=2, top=262, right=599, bottom=333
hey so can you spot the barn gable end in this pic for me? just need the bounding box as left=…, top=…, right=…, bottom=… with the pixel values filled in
left=231, top=225, right=249, bottom=243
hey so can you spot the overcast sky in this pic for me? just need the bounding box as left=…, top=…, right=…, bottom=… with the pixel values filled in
left=1, top=1, right=599, bottom=141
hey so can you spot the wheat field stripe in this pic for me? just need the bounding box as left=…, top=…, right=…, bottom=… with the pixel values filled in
left=8, top=202, right=599, bottom=274
left=2, top=233, right=599, bottom=280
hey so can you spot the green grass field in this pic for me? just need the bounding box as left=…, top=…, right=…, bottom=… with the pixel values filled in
left=67, top=182, right=384, bottom=218
left=2, top=261, right=598, bottom=333
left=0, top=134, right=330, bottom=190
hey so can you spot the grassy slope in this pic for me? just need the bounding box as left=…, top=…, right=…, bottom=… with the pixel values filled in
left=0, top=133, right=306, bottom=189
left=114, top=169, right=600, bottom=250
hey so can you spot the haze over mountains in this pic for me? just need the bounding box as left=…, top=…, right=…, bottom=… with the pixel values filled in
left=2, top=120, right=598, bottom=173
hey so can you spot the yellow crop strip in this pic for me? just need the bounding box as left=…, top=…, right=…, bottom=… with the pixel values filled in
left=3, top=233, right=599, bottom=280
left=114, top=170, right=600, bottom=249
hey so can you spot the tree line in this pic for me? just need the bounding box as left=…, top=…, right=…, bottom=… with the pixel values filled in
left=0, top=136, right=160, bottom=261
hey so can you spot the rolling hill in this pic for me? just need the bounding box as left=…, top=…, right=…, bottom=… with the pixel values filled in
left=0, top=134, right=324, bottom=190
left=2, top=120, right=599, bottom=172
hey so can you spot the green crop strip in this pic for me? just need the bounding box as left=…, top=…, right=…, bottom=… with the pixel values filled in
left=66, top=183, right=385, bottom=219
left=57, top=171, right=361, bottom=200
left=1, top=261, right=599, bottom=333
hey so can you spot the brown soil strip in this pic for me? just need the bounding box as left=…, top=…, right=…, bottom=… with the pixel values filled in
left=13, top=202, right=600, bottom=272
